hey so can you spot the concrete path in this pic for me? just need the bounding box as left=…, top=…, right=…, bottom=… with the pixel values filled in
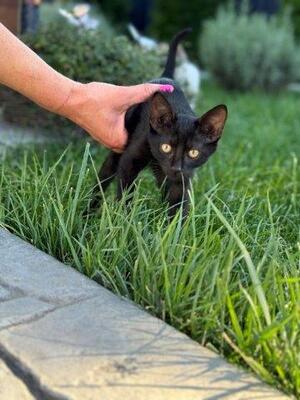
left=0, top=120, right=60, bottom=148
left=0, top=228, right=290, bottom=399
left=0, top=115, right=85, bottom=155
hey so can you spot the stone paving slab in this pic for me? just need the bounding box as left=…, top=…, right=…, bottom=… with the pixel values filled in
left=0, top=286, right=11, bottom=301
left=0, top=295, right=289, bottom=400
left=0, top=360, right=34, bottom=400
left=0, top=228, right=290, bottom=400
left=0, top=121, right=56, bottom=147
left=0, top=296, right=54, bottom=330
left=0, top=116, right=86, bottom=158
left=0, top=230, right=101, bottom=305
left=0, top=118, right=65, bottom=158
left=0, top=116, right=85, bottom=152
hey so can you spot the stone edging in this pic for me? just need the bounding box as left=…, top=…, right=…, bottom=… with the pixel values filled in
left=0, top=228, right=290, bottom=399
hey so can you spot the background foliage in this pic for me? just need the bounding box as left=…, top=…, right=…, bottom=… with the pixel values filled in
left=96, top=0, right=131, bottom=26
left=284, top=0, right=300, bottom=37
left=200, top=4, right=300, bottom=91
left=150, top=0, right=223, bottom=59
left=91, top=0, right=300, bottom=66
left=94, top=0, right=222, bottom=59
left=24, top=19, right=160, bottom=85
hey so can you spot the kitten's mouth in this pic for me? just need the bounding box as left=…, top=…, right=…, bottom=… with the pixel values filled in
left=167, top=171, right=186, bottom=182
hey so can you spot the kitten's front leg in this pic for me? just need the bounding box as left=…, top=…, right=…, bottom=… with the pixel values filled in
left=117, top=154, right=149, bottom=201
left=166, top=179, right=190, bottom=219
left=150, top=161, right=168, bottom=197
left=89, top=152, right=121, bottom=212
left=151, top=163, right=190, bottom=218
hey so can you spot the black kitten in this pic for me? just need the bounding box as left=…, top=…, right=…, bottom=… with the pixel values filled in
left=90, top=29, right=228, bottom=218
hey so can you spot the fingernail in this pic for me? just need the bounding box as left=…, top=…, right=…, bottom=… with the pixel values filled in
left=159, top=84, right=174, bottom=93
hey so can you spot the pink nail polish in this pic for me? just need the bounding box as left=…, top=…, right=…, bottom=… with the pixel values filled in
left=159, top=84, right=174, bottom=93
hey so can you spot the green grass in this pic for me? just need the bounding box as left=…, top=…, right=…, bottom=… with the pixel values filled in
left=0, top=83, right=299, bottom=397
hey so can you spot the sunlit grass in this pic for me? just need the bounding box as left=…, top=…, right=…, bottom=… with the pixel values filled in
left=0, top=83, right=299, bottom=397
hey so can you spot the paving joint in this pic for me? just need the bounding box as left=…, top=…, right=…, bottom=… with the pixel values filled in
left=0, top=293, right=102, bottom=333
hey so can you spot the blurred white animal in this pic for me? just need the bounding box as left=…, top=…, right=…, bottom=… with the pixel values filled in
left=174, top=46, right=201, bottom=107
left=128, top=24, right=157, bottom=51
left=128, top=24, right=201, bottom=105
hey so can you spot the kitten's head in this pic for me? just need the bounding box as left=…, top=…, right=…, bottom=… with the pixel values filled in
left=148, top=93, right=228, bottom=182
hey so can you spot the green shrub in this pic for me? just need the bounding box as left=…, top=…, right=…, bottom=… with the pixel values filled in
left=284, top=0, right=300, bottom=38
left=24, top=19, right=160, bottom=84
left=0, top=20, right=160, bottom=129
left=200, top=4, right=300, bottom=91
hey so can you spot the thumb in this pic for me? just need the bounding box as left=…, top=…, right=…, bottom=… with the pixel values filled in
left=122, top=83, right=174, bottom=108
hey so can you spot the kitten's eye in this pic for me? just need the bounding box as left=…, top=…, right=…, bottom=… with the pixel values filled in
left=188, top=149, right=200, bottom=159
left=160, top=143, right=172, bottom=153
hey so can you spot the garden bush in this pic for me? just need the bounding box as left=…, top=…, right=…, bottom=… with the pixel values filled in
left=0, top=19, right=160, bottom=129
left=284, top=0, right=300, bottom=38
left=23, top=20, right=160, bottom=84
left=200, top=4, right=300, bottom=91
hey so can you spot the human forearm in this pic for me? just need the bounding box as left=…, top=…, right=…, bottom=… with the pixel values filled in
left=0, top=23, right=173, bottom=151
left=0, top=23, right=74, bottom=113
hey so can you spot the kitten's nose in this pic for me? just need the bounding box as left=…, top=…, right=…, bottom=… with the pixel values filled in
left=171, top=165, right=182, bottom=173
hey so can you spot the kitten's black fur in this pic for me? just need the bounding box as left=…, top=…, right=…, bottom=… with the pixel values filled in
left=90, top=28, right=228, bottom=218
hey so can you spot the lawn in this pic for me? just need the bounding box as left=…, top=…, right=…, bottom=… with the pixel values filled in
left=0, top=83, right=299, bottom=397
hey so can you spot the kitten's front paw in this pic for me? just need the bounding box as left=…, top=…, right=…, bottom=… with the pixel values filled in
left=83, top=196, right=102, bottom=217
left=168, top=201, right=189, bottom=221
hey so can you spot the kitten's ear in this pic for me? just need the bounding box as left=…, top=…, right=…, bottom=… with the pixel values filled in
left=197, top=105, right=228, bottom=142
left=150, top=93, right=175, bottom=132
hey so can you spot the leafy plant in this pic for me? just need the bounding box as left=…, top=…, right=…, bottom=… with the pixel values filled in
left=200, top=4, right=300, bottom=91
left=24, top=19, right=160, bottom=84
left=284, top=0, right=300, bottom=38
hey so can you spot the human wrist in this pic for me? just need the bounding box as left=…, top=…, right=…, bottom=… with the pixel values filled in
left=55, top=81, right=85, bottom=122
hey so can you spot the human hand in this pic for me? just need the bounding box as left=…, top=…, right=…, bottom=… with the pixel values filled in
left=60, top=82, right=174, bottom=152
